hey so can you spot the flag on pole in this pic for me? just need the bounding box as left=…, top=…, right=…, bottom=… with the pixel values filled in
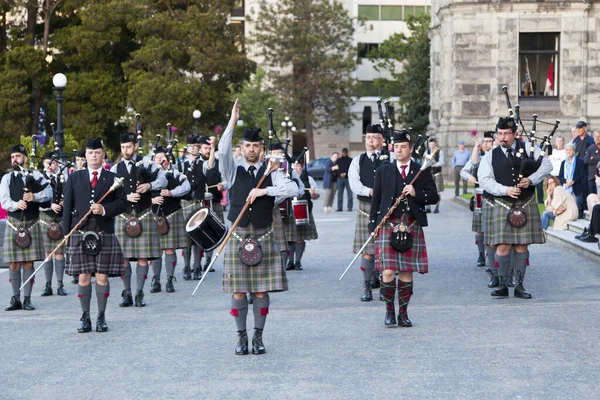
left=524, top=56, right=534, bottom=96
left=544, top=56, right=555, bottom=96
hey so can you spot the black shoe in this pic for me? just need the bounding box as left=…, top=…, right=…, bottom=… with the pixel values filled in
left=192, top=267, right=202, bottom=280
left=235, top=330, right=249, bottom=355
left=294, top=261, right=303, bottom=271
left=251, top=328, right=266, bottom=355
left=491, top=285, right=509, bottom=297
left=477, top=253, right=486, bottom=267
left=336, top=209, right=343, bottom=212
left=514, top=284, right=532, bottom=299
left=371, top=274, right=381, bottom=289
left=56, top=281, right=67, bottom=296
left=22, top=296, right=35, bottom=311
left=398, top=310, right=412, bottom=327
left=166, top=276, right=176, bottom=293
left=485, top=267, right=491, bottom=274
left=248, top=293, right=254, bottom=304
left=507, top=276, right=516, bottom=288
left=134, top=291, right=146, bottom=307
left=385, top=309, right=397, bottom=327
left=360, top=281, right=373, bottom=302
left=78, top=312, right=92, bottom=333
left=433, top=208, right=439, bottom=214
left=150, top=276, right=161, bottom=293
left=41, top=282, right=53, bottom=297
left=203, top=257, right=215, bottom=272
left=285, top=259, right=295, bottom=271
left=575, top=228, right=589, bottom=240
left=487, top=275, right=500, bottom=288
left=379, top=290, right=385, bottom=301
left=119, top=290, right=133, bottom=307
left=96, top=311, right=108, bottom=332
left=182, top=266, right=192, bottom=281
left=72, top=276, right=79, bottom=285
left=580, top=234, right=599, bottom=243
left=5, top=296, right=22, bottom=311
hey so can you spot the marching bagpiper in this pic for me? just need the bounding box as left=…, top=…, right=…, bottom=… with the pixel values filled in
left=292, top=160, right=319, bottom=270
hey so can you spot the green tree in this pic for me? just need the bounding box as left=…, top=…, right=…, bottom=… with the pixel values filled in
left=250, top=0, right=360, bottom=154
left=371, top=14, right=431, bottom=135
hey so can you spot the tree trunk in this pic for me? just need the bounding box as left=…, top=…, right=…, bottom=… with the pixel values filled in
left=305, top=120, right=315, bottom=159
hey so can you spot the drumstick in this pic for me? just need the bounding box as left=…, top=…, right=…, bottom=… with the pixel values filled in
left=192, top=159, right=280, bottom=296
left=20, top=178, right=125, bottom=291
left=205, top=183, right=220, bottom=190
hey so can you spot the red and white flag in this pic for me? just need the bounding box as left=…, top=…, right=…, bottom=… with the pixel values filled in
left=544, top=56, right=554, bottom=96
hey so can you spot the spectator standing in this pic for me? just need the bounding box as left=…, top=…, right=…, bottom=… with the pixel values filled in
left=583, top=130, right=600, bottom=196
left=335, top=148, right=353, bottom=212
left=558, top=143, right=586, bottom=218
left=573, top=121, right=594, bottom=158
left=549, top=135, right=566, bottom=176
left=452, top=141, right=470, bottom=196
left=322, top=152, right=339, bottom=212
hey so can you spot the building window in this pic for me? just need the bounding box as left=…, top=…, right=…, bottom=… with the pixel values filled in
left=358, top=43, right=379, bottom=59
left=519, top=32, right=559, bottom=97
left=381, top=6, right=402, bottom=21
left=231, top=0, right=244, bottom=17
left=358, top=81, right=380, bottom=97
left=404, top=6, right=429, bottom=19
left=358, top=5, right=379, bottom=20
left=362, top=106, right=372, bottom=134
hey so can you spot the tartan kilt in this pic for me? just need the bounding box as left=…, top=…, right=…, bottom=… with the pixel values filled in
left=222, top=224, right=288, bottom=293
left=39, top=212, right=65, bottom=255
left=282, top=213, right=297, bottom=242
left=181, top=199, right=204, bottom=247
left=353, top=199, right=374, bottom=254
left=2, top=217, right=45, bottom=263
left=158, top=208, right=188, bottom=250
left=434, top=172, right=445, bottom=192
left=296, top=210, right=318, bottom=241
left=482, top=199, right=494, bottom=245
left=211, top=201, right=224, bottom=222
left=272, top=207, right=288, bottom=251
left=486, top=197, right=545, bottom=246
left=471, top=210, right=483, bottom=233
left=65, top=232, right=125, bottom=277
left=375, top=215, right=428, bottom=274
left=115, top=209, right=162, bottom=260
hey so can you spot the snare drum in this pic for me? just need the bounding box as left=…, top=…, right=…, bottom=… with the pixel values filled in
left=292, top=199, right=310, bottom=225
left=203, top=192, right=213, bottom=210
left=474, top=188, right=483, bottom=215
left=279, top=198, right=292, bottom=219
left=186, top=207, right=228, bottom=251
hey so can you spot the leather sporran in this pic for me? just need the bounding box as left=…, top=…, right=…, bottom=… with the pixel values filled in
left=390, top=223, right=413, bottom=253
left=507, top=205, right=527, bottom=228
left=155, top=216, right=169, bottom=235
left=125, top=216, right=142, bottom=237
left=81, top=231, right=102, bottom=256
left=469, top=196, right=475, bottom=212
left=238, top=237, right=262, bottom=266
left=47, top=221, right=62, bottom=240
left=14, top=227, right=32, bottom=249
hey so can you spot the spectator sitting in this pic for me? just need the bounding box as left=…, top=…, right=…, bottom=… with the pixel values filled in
left=575, top=202, right=600, bottom=244
left=558, top=143, right=586, bottom=218
left=541, top=176, right=578, bottom=231
left=586, top=172, right=600, bottom=212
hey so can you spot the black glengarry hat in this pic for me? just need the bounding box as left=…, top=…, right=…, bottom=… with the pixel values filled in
left=392, top=130, right=411, bottom=144
left=483, top=131, right=495, bottom=139
left=120, top=132, right=137, bottom=144
left=10, top=144, right=27, bottom=156
left=365, top=124, right=383, bottom=135
left=269, top=142, right=284, bottom=151
left=155, top=146, right=168, bottom=154
left=76, top=150, right=86, bottom=158
left=86, top=137, right=105, bottom=149
left=242, top=128, right=262, bottom=143
left=186, top=135, right=198, bottom=144
left=42, top=151, right=55, bottom=160
left=497, top=117, right=517, bottom=132
left=196, top=135, right=210, bottom=146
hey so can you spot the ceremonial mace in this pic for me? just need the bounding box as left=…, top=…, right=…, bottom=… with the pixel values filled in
left=339, top=148, right=439, bottom=281
left=192, top=158, right=281, bottom=297
left=20, top=177, right=125, bottom=290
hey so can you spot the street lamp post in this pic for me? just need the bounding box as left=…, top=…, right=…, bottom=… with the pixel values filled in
left=193, top=110, right=201, bottom=136
left=52, top=73, right=67, bottom=160
left=280, top=116, right=296, bottom=140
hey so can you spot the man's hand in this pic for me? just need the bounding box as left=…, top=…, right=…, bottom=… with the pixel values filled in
left=517, top=177, right=532, bottom=188
left=152, top=196, right=164, bottom=205
left=17, top=200, right=27, bottom=210
left=402, top=184, right=415, bottom=198
left=369, top=189, right=373, bottom=197
left=90, top=204, right=104, bottom=215
left=507, top=186, right=521, bottom=199
left=23, top=192, right=34, bottom=202
left=332, top=165, right=339, bottom=171
left=230, top=98, right=240, bottom=123
left=475, top=138, right=482, bottom=149
left=246, top=188, right=268, bottom=204
left=127, top=193, right=141, bottom=203
left=565, top=179, right=575, bottom=188
left=136, top=183, right=152, bottom=193
left=50, top=203, right=62, bottom=213
left=160, top=189, right=172, bottom=197
left=468, top=176, right=478, bottom=185
left=217, top=182, right=225, bottom=192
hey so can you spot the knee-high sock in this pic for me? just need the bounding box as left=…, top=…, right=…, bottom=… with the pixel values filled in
left=487, top=246, right=497, bottom=276
left=513, top=250, right=529, bottom=286
left=9, top=269, right=21, bottom=297
left=78, top=283, right=92, bottom=313
left=193, top=246, right=202, bottom=270
left=397, top=280, right=413, bottom=313
left=96, top=282, right=110, bottom=313
left=165, top=253, right=177, bottom=277
left=287, top=242, right=296, bottom=264
left=295, top=241, right=306, bottom=263
left=475, top=234, right=485, bottom=254
left=44, top=259, right=54, bottom=284
left=151, top=257, right=163, bottom=280
left=509, top=247, right=516, bottom=278
left=230, top=296, right=249, bottom=332
left=253, top=295, right=270, bottom=330
left=381, top=279, right=396, bottom=312
left=183, top=246, right=191, bottom=267
left=361, top=257, right=375, bottom=282
left=496, top=254, right=511, bottom=285
left=55, top=258, right=65, bottom=284
left=22, top=268, right=34, bottom=297
left=136, top=263, right=148, bottom=292
left=122, top=263, right=132, bottom=293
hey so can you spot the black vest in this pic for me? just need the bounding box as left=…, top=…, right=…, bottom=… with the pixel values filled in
left=299, top=170, right=313, bottom=212
left=185, top=159, right=206, bottom=201
left=358, top=152, right=385, bottom=201
left=151, top=172, right=183, bottom=216
left=8, top=173, right=40, bottom=221
left=116, top=161, right=154, bottom=214
left=488, top=143, right=535, bottom=202
left=228, top=165, right=274, bottom=228
left=205, top=159, right=223, bottom=202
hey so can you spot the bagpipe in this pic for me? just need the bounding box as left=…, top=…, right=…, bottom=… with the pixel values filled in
left=135, top=113, right=157, bottom=184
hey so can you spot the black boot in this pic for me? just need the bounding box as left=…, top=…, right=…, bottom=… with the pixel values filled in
left=294, top=261, right=303, bottom=271
left=487, top=275, right=500, bottom=288
left=150, top=276, right=161, bottom=293
left=56, top=281, right=67, bottom=296
left=251, top=328, right=266, bottom=355
left=134, top=291, right=146, bottom=307
left=22, top=297, right=35, bottom=311
left=182, top=265, right=192, bottom=281
left=78, top=312, right=92, bottom=333
left=476, top=252, right=486, bottom=267
left=203, top=257, right=215, bottom=272
left=41, top=282, right=53, bottom=297
left=72, top=275, right=79, bottom=285
left=119, top=290, right=133, bottom=307
left=192, top=267, right=202, bottom=280
left=285, top=258, right=295, bottom=271
left=385, top=309, right=397, bottom=326
left=398, top=310, right=412, bottom=327
left=166, top=276, right=176, bottom=293
left=360, top=281, right=373, bottom=302
left=235, top=330, right=249, bottom=355
left=514, top=270, right=532, bottom=299
left=5, top=296, right=22, bottom=311
left=491, top=282, right=509, bottom=297
left=96, top=311, right=108, bottom=332
left=371, top=273, right=381, bottom=289
left=507, top=276, right=516, bottom=288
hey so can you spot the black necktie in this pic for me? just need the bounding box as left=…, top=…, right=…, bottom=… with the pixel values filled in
left=506, top=148, right=515, bottom=164
left=248, top=166, right=256, bottom=180
left=371, top=153, right=376, bottom=163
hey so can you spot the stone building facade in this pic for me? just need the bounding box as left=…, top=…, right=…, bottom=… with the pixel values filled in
left=430, top=0, right=600, bottom=178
